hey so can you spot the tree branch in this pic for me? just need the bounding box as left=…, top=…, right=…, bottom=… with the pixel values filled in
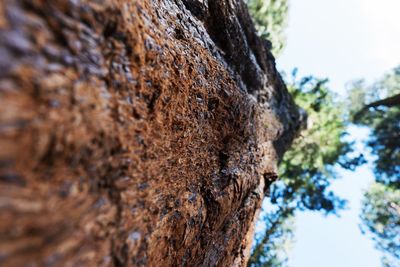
left=365, top=93, right=400, bottom=109
left=353, top=93, right=400, bottom=121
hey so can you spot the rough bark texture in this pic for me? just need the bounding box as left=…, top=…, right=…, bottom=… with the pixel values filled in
left=0, top=0, right=300, bottom=266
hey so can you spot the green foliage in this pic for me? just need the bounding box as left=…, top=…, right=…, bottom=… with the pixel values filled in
left=246, top=0, right=289, bottom=56
left=360, top=183, right=400, bottom=266
left=349, top=65, right=400, bottom=267
left=366, top=107, right=400, bottom=188
left=249, top=71, right=364, bottom=266
left=348, top=66, right=400, bottom=124
left=348, top=66, right=400, bottom=189
left=273, top=71, right=363, bottom=213
left=249, top=206, right=294, bottom=267
left=374, top=66, right=400, bottom=98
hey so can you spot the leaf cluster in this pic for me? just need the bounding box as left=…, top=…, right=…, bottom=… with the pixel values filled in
left=246, top=0, right=289, bottom=56
left=360, top=183, right=400, bottom=266
left=350, top=65, right=400, bottom=267
left=249, top=206, right=295, bottom=267
left=275, top=70, right=364, bottom=214
left=348, top=66, right=400, bottom=189
left=249, top=71, right=365, bottom=266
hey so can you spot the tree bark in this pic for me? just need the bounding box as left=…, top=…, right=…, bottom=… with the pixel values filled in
left=0, top=0, right=300, bottom=266
left=353, top=93, right=400, bottom=121
left=365, top=93, right=400, bottom=108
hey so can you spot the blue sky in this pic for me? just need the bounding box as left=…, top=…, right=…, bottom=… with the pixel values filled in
left=272, top=0, right=400, bottom=266
left=278, top=0, right=400, bottom=95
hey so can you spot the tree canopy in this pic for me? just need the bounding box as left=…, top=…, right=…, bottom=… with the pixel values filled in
left=348, top=65, right=400, bottom=267
left=275, top=71, right=364, bottom=213
left=246, top=0, right=289, bottom=56
left=360, top=183, right=400, bottom=267
left=247, top=3, right=399, bottom=267
left=249, top=71, right=364, bottom=266
left=348, top=66, right=400, bottom=189
left=248, top=205, right=295, bottom=267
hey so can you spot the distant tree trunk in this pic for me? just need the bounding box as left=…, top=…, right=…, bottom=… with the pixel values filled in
left=0, top=1, right=300, bottom=266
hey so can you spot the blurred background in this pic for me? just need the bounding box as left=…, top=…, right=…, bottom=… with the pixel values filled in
left=246, top=0, right=400, bottom=266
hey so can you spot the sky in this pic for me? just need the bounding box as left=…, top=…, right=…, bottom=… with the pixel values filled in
left=278, top=0, right=400, bottom=96
left=271, top=0, right=400, bottom=266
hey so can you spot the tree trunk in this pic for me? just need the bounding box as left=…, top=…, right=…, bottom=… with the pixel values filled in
left=0, top=0, right=300, bottom=266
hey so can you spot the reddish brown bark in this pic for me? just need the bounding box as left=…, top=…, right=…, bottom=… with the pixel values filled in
left=0, top=0, right=300, bottom=266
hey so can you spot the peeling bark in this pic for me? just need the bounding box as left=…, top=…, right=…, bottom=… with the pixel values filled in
left=0, top=0, right=300, bottom=266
